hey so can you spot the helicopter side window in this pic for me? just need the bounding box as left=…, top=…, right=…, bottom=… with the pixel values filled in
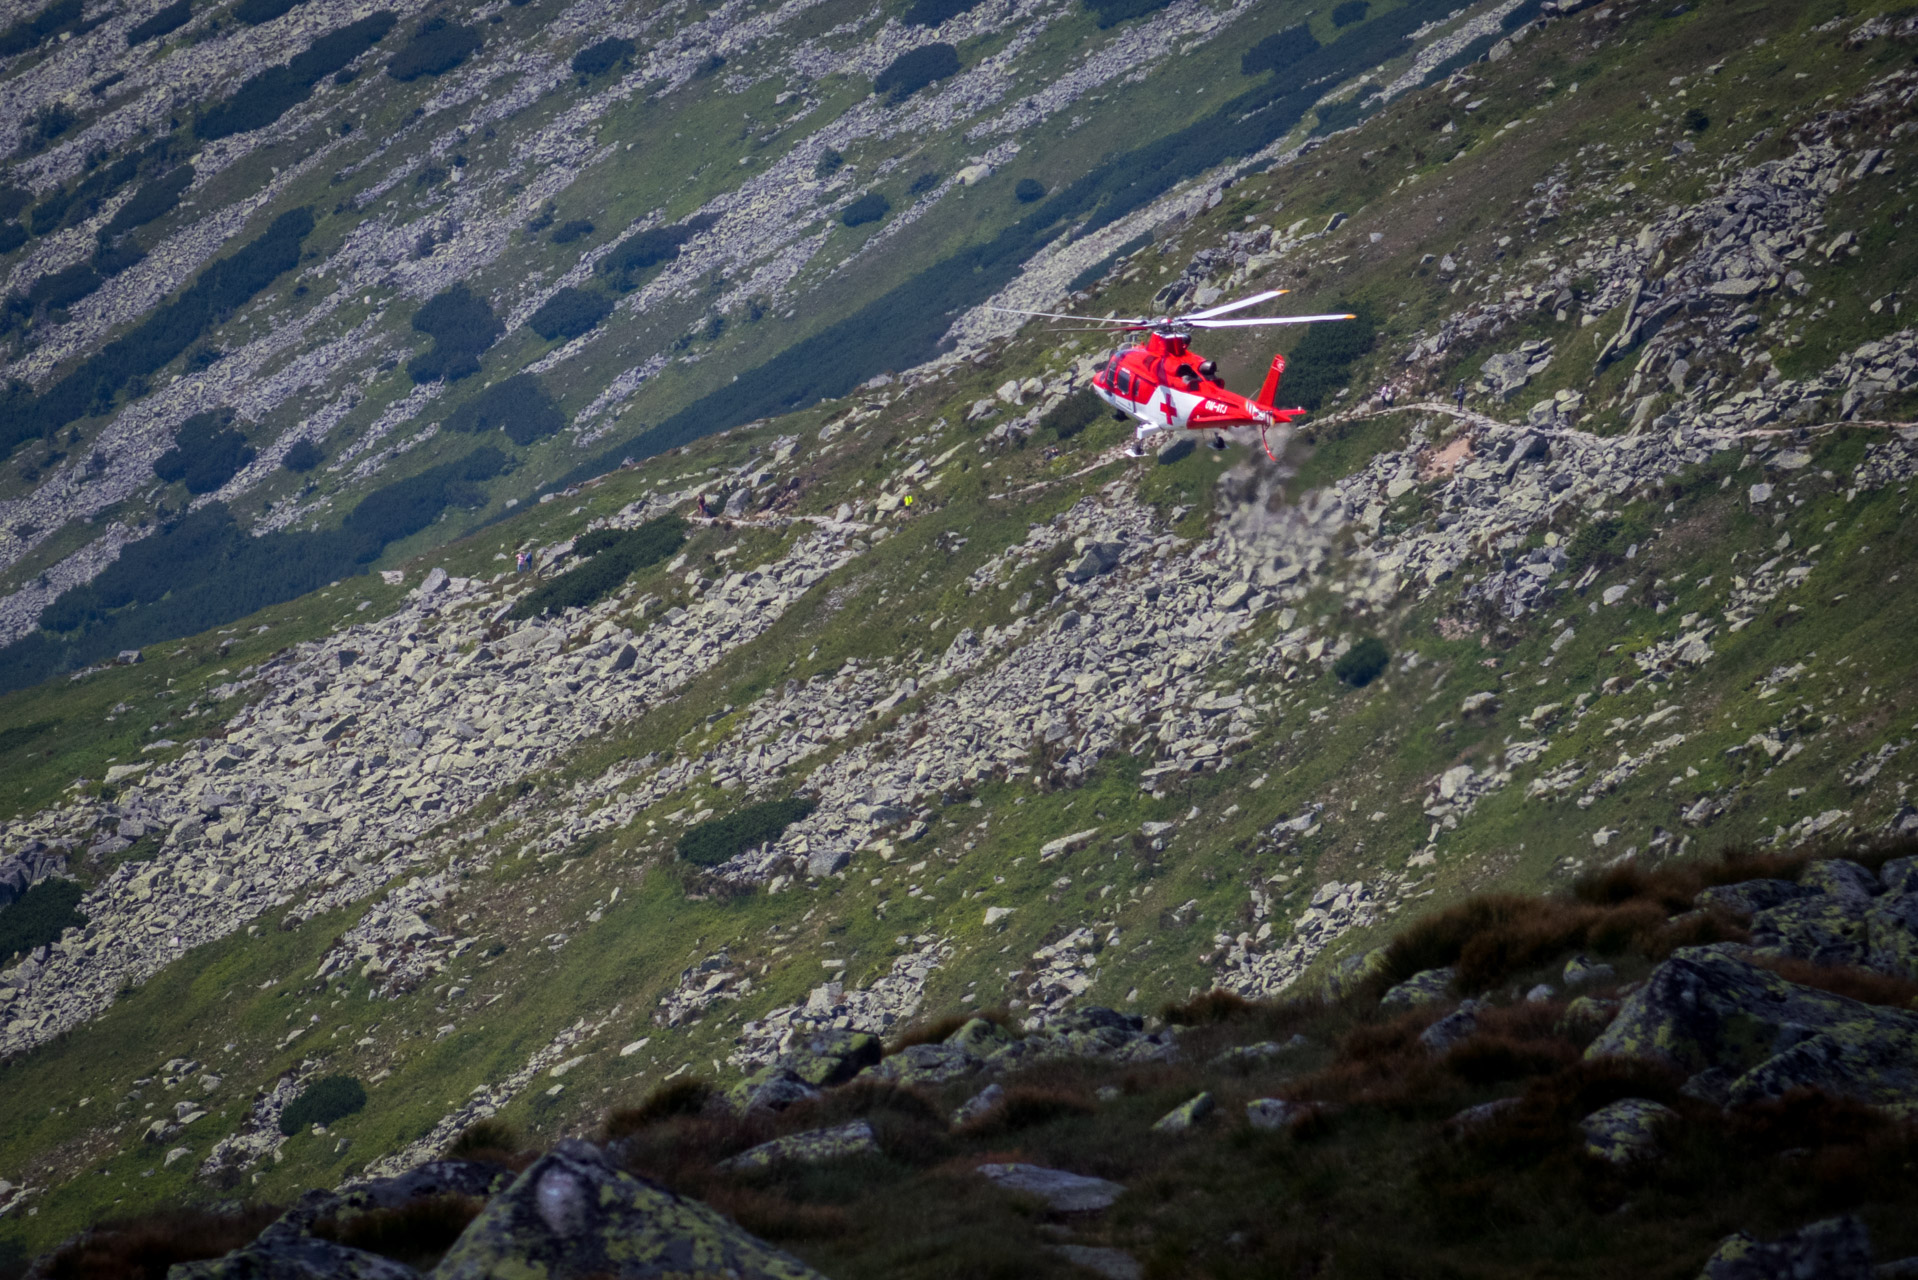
left=1175, top=363, right=1200, bottom=391
left=1114, top=367, right=1132, bottom=396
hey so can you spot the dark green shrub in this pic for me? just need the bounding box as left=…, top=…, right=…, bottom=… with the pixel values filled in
left=1081, top=0, right=1169, bottom=28
left=840, top=193, right=889, bottom=228
left=1333, top=636, right=1389, bottom=687
left=93, top=236, right=147, bottom=279
left=153, top=410, right=253, bottom=493
left=556, top=0, right=1473, bottom=487
left=1684, top=106, right=1710, bottom=132
left=196, top=13, right=396, bottom=139
left=526, top=288, right=612, bottom=342
left=1242, top=23, right=1319, bottom=75
left=1275, top=303, right=1374, bottom=409
left=386, top=16, right=480, bottom=80
left=570, top=35, right=633, bottom=76
left=0, top=187, right=28, bottom=222
left=813, top=148, right=844, bottom=180
left=444, top=373, right=565, bottom=445
left=1332, top=0, right=1368, bottom=25
left=0, top=877, right=86, bottom=962
left=677, top=796, right=817, bottom=867
left=104, top=166, right=194, bottom=236
left=28, top=138, right=174, bottom=236
left=21, top=103, right=77, bottom=154
left=342, top=447, right=506, bottom=548
left=0, top=0, right=82, bottom=57
left=282, top=439, right=323, bottom=472
left=278, top=1075, right=366, bottom=1136
left=233, top=0, right=302, bottom=23
left=509, top=515, right=686, bottom=618
left=408, top=285, right=501, bottom=384
left=1564, top=511, right=1649, bottom=573
left=25, top=261, right=103, bottom=311
left=1014, top=178, right=1045, bottom=203
left=127, top=0, right=192, bottom=44
left=549, top=218, right=593, bottom=245
left=596, top=213, right=719, bottom=292
left=908, top=171, right=941, bottom=195
left=0, top=222, right=24, bottom=254
left=903, top=0, right=982, bottom=23
left=2, top=438, right=507, bottom=691
left=873, top=42, right=959, bottom=100
left=0, top=719, right=55, bottom=756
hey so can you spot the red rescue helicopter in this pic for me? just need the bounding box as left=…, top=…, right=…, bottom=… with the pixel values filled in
left=992, top=289, right=1354, bottom=459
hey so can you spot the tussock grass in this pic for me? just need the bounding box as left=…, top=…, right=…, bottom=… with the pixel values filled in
left=33, top=1205, right=283, bottom=1280
left=601, top=1078, right=717, bottom=1141
left=311, top=1194, right=484, bottom=1271
left=884, top=1009, right=1012, bottom=1055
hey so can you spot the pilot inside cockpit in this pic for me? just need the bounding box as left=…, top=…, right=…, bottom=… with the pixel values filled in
left=1174, top=359, right=1222, bottom=392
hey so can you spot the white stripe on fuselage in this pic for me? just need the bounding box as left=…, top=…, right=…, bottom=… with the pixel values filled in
left=1094, top=382, right=1198, bottom=429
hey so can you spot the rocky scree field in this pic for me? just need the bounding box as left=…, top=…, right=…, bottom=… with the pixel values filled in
left=3, top=0, right=1918, bottom=1274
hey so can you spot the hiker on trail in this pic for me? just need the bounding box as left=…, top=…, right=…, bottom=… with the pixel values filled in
left=697, top=494, right=710, bottom=518
left=1378, top=382, right=1397, bottom=408
left=516, top=550, right=530, bottom=573
left=1454, top=381, right=1467, bottom=410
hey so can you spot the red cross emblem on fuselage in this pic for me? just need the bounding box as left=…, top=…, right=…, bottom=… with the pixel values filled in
left=1160, top=394, right=1177, bottom=423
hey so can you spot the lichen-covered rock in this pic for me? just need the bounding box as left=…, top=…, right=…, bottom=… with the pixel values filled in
left=1696, top=879, right=1810, bottom=917
left=1748, top=894, right=1872, bottom=965
left=1557, top=995, right=1621, bottom=1039
left=952, top=1081, right=1004, bottom=1126
left=1443, top=1097, right=1520, bottom=1132
left=431, top=1139, right=826, bottom=1279
left=1586, top=946, right=1918, bottom=1110
left=1111, top=1026, right=1181, bottom=1064
left=862, top=1041, right=976, bottom=1085
left=1696, top=1215, right=1873, bottom=1279
left=944, top=1016, right=1013, bottom=1057
left=1209, top=1035, right=1308, bottom=1070
left=987, top=1007, right=1143, bottom=1068
left=1380, top=967, right=1455, bottom=1008
left=725, top=1065, right=823, bottom=1116
left=1562, top=955, right=1616, bottom=987
left=166, top=1232, right=420, bottom=1279
left=1797, top=859, right=1883, bottom=905
left=718, top=1121, right=878, bottom=1171
left=1322, top=946, right=1391, bottom=1000
left=1579, top=1098, right=1676, bottom=1165
left=1152, top=1091, right=1215, bottom=1133
left=1245, top=1098, right=1311, bottom=1131
left=1866, top=885, right=1918, bottom=980
left=333, top=1160, right=511, bottom=1220
left=781, top=1028, right=882, bottom=1087
left=1883, top=857, right=1918, bottom=895
left=1419, top=1002, right=1482, bottom=1056
left=1051, top=1244, right=1143, bottom=1280
left=976, top=1163, right=1124, bottom=1213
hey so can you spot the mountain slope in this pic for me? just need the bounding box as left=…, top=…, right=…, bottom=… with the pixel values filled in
left=2, top=0, right=1918, bottom=1268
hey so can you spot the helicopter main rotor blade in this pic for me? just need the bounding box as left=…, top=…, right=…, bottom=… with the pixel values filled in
left=1189, top=313, right=1358, bottom=329
left=988, top=306, right=1144, bottom=325
left=1180, top=289, right=1287, bottom=321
